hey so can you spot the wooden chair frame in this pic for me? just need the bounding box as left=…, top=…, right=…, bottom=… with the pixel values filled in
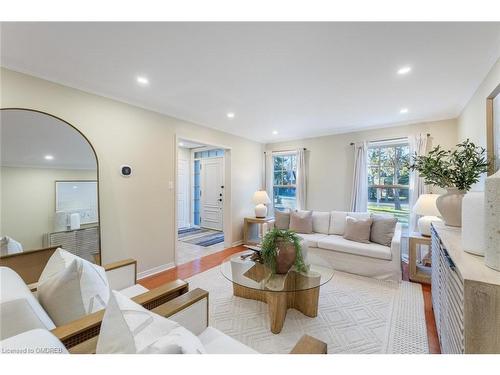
left=67, top=288, right=327, bottom=354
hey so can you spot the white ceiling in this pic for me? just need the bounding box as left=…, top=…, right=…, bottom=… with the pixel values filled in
left=1, top=22, right=500, bottom=143
left=1, top=109, right=97, bottom=169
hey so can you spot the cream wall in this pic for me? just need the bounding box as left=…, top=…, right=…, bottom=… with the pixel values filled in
left=265, top=119, right=458, bottom=212
left=0, top=68, right=262, bottom=276
left=458, top=57, right=500, bottom=148
left=1, top=166, right=97, bottom=250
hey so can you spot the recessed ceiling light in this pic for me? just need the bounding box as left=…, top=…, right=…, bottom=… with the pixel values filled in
left=179, top=142, right=184, bottom=147
left=226, top=112, right=235, bottom=119
left=44, top=155, right=54, bottom=160
left=397, top=66, right=412, bottom=75
left=272, top=130, right=278, bottom=135
left=400, top=108, right=409, bottom=114
left=136, top=76, right=149, bottom=85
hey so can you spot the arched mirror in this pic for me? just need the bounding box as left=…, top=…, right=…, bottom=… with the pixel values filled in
left=0, top=109, right=101, bottom=264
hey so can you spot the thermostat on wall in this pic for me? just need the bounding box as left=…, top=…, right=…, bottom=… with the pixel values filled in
left=120, top=165, right=132, bottom=177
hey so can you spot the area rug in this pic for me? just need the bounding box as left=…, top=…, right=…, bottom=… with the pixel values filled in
left=187, top=267, right=429, bottom=354
left=185, top=231, right=224, bottom=247
left=178, top=227, right=210, bottom=239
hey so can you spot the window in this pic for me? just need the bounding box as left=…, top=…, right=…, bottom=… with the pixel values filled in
left=273, top=153, right=297, bottom=210
left=367, top=140, right=410, bottom=228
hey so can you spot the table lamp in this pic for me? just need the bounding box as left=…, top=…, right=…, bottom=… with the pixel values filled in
left=413, top=194, right=443, bottom=236
left=252, top=190, right=271, bottom=218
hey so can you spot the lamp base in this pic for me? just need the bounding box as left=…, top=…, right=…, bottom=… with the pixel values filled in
left=255, top=204, right=267, bottom=218
left=418, top=216, right=443, bottom=236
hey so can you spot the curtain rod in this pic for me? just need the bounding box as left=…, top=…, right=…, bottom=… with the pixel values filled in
left=349, top=133, right=430, bottom=146
left=264, top=148, right=307, bottom=154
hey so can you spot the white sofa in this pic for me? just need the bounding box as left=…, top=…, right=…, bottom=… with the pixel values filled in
left=297, top=211, right=402, bottom=282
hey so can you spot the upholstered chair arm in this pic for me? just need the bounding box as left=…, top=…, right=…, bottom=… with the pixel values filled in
left=104, top=258, right=137, bottom=290
left=53, top=279, right=189, bottom=349
left=390, top=222, right=402, bottom=262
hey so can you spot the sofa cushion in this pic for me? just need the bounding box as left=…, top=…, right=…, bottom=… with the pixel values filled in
left=97, top=290, right=205, bottom=354
left=274, top=209, right=290, bottom=230
left=343, top=216, right=373, bottom=244
left=0, top=299, right=50, bottom=340
left=0, top=329, right=68, bottom=354
left=289, top=210, right=313, bottom=234
left=37, top=258, right=110, bottom=326
left=118, top=284, right=149, bottom=298
left=329, top=211, right=371, bottom=235
left=370, top=214, right=398, bottom=247
left=198, top=327, right=258, bottom=354
left=0, top=267, right=55, bottom=338
left=297, top=233, right=329, bottom=248
left=312, top=211, right=330, bottom=234
left=317, top=235, right=392, bottom=261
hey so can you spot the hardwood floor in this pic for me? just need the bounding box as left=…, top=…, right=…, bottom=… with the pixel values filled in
left=138, top=245, right=441, bottom=354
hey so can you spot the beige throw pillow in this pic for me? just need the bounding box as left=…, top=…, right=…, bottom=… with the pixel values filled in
left=343, top=216, right=373, bottom=244
left=370, top=214, right=397, bottom=247
left=274, top=210, right=291, bottom=230
left=289, top=210, right=313, bottom=234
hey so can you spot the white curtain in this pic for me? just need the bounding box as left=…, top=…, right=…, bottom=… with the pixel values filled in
left=296, top=149, right=307, bottom=210
left=350, top=141, right=368, bottom=212
left=265, top=152, right=274, bottom=215
left=409, top=134, right=428, bottom=233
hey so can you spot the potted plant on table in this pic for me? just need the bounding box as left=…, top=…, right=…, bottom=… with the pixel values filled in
left=261, top=229, right=307, bottom=274
left=409, top=139, right=489, bottom=227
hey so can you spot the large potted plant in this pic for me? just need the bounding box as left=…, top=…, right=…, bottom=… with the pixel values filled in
left=410, top=139, right=489, bottom=227
left=261, top=229, right=307, bottom=274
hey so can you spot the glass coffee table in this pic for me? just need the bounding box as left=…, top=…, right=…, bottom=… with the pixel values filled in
left=220, top=250, right=334, bottom=334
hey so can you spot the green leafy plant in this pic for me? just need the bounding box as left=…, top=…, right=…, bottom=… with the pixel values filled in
left=260, top=228, right=307, bottom=274
left=409, top=139, right=489, bottom=191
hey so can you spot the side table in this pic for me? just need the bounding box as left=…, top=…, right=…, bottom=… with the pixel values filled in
left=243, top=217, right=274, bottom=246
left=409, top=232, right=432, bottom=284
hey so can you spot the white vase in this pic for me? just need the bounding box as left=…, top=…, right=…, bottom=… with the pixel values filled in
left=436, top=188, right=466, bottom=227
left=485, top=171, right=500, bottom=271
left=461, top=192, right=486, bottom=256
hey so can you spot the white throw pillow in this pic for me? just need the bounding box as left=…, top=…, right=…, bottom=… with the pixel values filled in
left=37, top=258, right=110, bottom=326
left=96, top=290, right=205, bottom=354
left=38, top=248, right=79, bottom=285
left=312, top=211, right=330, bottom=234
left=329, top=211, right=347, bottom=235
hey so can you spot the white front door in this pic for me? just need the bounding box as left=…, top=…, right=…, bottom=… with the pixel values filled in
left=177, top=149, right=191, bottom=229
left=200, top=157, right=224, bottom=231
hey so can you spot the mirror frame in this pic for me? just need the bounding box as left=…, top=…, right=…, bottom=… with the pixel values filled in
left=0, top=107, right=102, bottom=265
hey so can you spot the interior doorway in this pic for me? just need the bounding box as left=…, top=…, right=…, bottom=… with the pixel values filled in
left=176, top=138, right=228, bottom=265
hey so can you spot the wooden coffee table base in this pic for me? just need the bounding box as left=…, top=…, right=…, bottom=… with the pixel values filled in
left=233, top=283, right=320, bottom=334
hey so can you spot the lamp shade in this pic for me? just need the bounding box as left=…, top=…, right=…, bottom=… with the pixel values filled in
left=413, top=194, right=441, bottom=217
left=252, top=190, right=271, bottom=205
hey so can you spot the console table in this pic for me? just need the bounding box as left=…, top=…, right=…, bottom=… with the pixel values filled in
left=431, top=223, right=500, bottom=353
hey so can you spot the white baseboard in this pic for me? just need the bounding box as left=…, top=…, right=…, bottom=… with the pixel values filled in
left=137, top=262, right=175, bottom=280
left=231, top=240, right=243, bottom=247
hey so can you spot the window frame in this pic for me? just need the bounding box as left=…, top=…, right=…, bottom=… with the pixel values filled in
left=367, top=139, right=410, bottom=227
left=272, top=151, right=297, bottom=211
